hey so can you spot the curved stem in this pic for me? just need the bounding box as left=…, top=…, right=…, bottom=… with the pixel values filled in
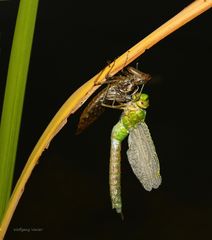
left=0, top=0, right=211, bottom=239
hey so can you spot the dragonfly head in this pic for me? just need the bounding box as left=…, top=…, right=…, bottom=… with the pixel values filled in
left=133, top=93, right=149, bottom=109
left=127, top=67, right=151, bottom=85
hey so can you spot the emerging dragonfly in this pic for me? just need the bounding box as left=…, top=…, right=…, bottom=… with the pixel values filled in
left=109, top=92, right=161, bottom=216
left=76, top=66, right=151, bottom=134
left=77, top=66, right=161, bottom=216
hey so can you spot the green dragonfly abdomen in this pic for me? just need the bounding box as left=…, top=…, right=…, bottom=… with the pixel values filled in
left=111, top=121, right=128, bottom=142
left=110, top=94, right=148, bottom=215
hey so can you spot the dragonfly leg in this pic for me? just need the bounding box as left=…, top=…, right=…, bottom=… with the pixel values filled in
left=101, top=102, right=126, bottom=109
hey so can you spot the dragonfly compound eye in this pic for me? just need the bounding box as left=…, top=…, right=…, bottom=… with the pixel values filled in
left=140, top=93, right=149, bottom=101
left=135, top=93, right=149, bottom=109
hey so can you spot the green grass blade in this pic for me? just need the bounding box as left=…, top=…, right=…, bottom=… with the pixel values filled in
left=0, top=0, right=39, bottom=221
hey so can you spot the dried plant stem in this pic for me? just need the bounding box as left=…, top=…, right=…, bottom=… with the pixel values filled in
left=0, top=0, right=211, bottom=239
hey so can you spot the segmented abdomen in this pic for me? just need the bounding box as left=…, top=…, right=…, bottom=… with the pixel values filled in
left=110, top=121, right=129, bottom=215
left=109, top=138, right=122, bottom=214
left=76, top=88, right=106, bottom=134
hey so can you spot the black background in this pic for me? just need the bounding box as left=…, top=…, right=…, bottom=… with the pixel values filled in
left=0, top=0, right=211, bottom=239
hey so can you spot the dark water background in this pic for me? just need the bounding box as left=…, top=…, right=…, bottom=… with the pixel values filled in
left=0, top=1, right=211, bottom=239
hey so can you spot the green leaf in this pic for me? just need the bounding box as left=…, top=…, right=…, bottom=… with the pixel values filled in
left=0, top=0, right=39, bottom=221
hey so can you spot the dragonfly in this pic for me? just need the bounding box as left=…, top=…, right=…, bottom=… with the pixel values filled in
left=76, top=66, right=151, bottom=134
left=109, top=92, right=161, bottom=216
left=77, top=66, right=161, bottom=216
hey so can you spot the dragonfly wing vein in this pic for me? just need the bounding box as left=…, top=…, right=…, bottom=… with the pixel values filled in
left=127, top=122, right=161, bottom=191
